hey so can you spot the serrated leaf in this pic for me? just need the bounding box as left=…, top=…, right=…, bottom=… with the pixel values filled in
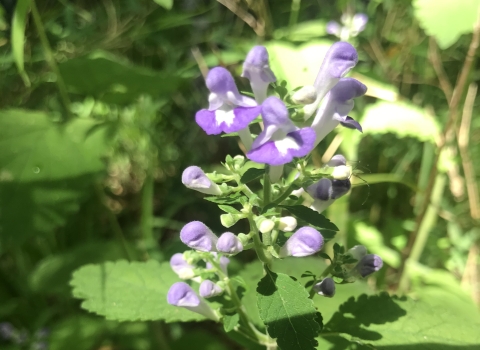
left=70, top=260, right=205, bottom=322
left=256, top=268, right=320, bottom=350
left=280, top=205, right=339, bottom=231
left=318, top=252, right=332, bottom=261
left=223, top=313, right=240, bottom=332
left=321, top=290, right=480, bottom=348
left=11, top=0, right=31, bottom=86
left=240, top=168, right=265, bottom=184
left=152, top=0, right=173, bottom=10
left=413, top=0, right=480, bottom=49
left=204, top=192, right=244, bottom=205
left=218, top=205, right=241, bottom=214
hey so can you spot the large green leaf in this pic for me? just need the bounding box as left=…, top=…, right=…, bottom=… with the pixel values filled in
left=59, top=51, right=185, bottom=104
left=321, top=289, right=480, bottom=348
left=413, top=0, right=480, bottom=49
left=70, top=260, right=205, bottom=323
left=0, top=110, right=108, bottom=244
left=257, top=268, right=320, bottom=350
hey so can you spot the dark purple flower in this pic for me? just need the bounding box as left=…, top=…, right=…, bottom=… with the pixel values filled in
left=167, top=282, right=218, bottom=320
left=199, top=280, right=223, bottom=298
left=307, top=177, right=351, bottom=213
left=313, top=277, right=336, bottom=297
left=182, top=166, right=222, bottom=195
left=247, top=96, right=316, bottom=166
left=356, top=254, right=383, bottom=277
left=327, top=154, right=346, bottom=167
left=216, top=232, right=243, bottom=254
left=311, top=78, right=366, bottom=146
left=170, top=253, right=196, bottom=279
left=180, top=221, right=218, bottom=252
left=241, top=46, right=276, bottom=103
left=279, top=227, right=324, bottom=257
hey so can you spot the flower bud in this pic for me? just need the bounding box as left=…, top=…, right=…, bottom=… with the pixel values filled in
left=277, top=216, right=297, bottom=232
left=216, top=232, right=243, bottom=254
left=307, top=178, right=351, bottom=213
left=241, top=46, right=276, bottom=103
left=258, top=219, right=275, bottom=234
left=199, top=280, right=224, bottom=298
left=279, top=227, right=324, bottom=257
left=331, top=165, right=351, bottom=180
left=355, top=254, right=383, bottom=277
left=182, top=166, right=222, bottom=195
left=180, top=221, right=218, bottom=252
left=167, top=282, right=218, bottom=320
left=170, top=253, right=196, bottom=279
left=313, top=277, right=336, bottom=297
left=327, top=154, right=346, bottom=167
left=291, top=86, right=317, bottom=105
left=220, top=213, right=243, bottom=228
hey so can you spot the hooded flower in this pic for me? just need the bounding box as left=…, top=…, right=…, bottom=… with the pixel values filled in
left=311, top=77, right=366, bottom=147
left=355, top=254, right=383, bottom=277
left=199, top=280, right=224, bottom=298
left=247, top=96, right=316, bottom=166
left=307, top=177, right=351, bottom=213
left=195, top=67, right=261, bottom=149
left=313, top=277, right=336, bottom=297
left=170, top=253, right=196, bottom=279
left=303, top=42, right=359, bottom=119
left=167, top=282, right=218, bottom=320
left=241, top=46, right=276, bottom=103
left=279, top=227, right=324, bottom=257
left=180, top=221, right=218, bottom=252
left=182, top=166, right=222, bottom=195
left=216, top=232, right=243, bottom=254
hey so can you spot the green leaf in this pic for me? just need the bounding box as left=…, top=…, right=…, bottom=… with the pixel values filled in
left=71, top=260, right=205, bottom=322
left=11, top=0, right=31, bottom=86
left=257, top=268, right=320, bottom=350
left=59, top=51, right=185, bottom=104
left=360, top=101, right=440, bottom=142
left=152, top=0, right=173, bottom=10
left=240, top=168, right=265, bottom=184
left=321, top=289, right=480, bottom=348
left=220, top=213, right=244, bottom=228
left=204, top=192, right=243, bottom=204
left=218, top=205, right=241, bottom=214
left=280, top=205, right=339, bottom=231
left=223, top=312, right=240, bottom=332
left=0, top=110, right=108, bottom=244
left=413, top=0, right=480, bottom=49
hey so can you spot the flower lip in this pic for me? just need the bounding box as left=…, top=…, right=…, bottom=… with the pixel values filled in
left=180, top=221, right=218, bottom=252
left=279, top=226, right=324, bottom=257
left=242, top=46, right=276, bottom=83
left=167, top=282, right=200, bottom=307
left=330, top=78, right=367, bottom=104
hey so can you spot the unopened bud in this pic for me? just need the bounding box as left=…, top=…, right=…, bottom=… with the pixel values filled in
left=170, top=253, right=196, bottom=280
left=331, top=165, right=351, bottom=180
left=199, top=280, right=224, bottom=298
left=167, top=282, right=218, bottom=320
left=182, top=166, right=222, bottom=196
left=277, top=216, right=297, bottom=232
left=291, top=85, right=317, bottom=105
left=279, top=227, right=324, bottom=257
left=258, top=219, right=275, bottom=233
left=313, top=277, right=336, bottom=297
left=180, top=221, right=218, bottom=252
left=216, top=232, right=243, bottom=254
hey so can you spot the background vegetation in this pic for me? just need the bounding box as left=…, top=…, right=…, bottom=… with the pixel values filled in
left=0, top=0, right=479, bottom=349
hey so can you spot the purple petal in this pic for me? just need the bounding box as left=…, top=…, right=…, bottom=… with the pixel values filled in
left=279, top=227, right=324, bottom=257
left=261, top=96, right=292, bottom=127
left=199, top=280, right=223, bottom=298
left=330, top=78, right=367, bottom=107
left=326, top=21, right=341, bottom=36
left=195, top=106, right=261, bottom=135
left=182, top=166, right=222, bottom=195
left=331, top=179, right=351, bottom=199
left=247, top=128, right=316, bottom=166
left=353, top=13, right=368, bottom=33
left=356, top=254, right=383, bottom=277
left=216, top=232, right=243, bottom=254
left=338, top=116, right=363, bottom=132
left=180, top=221, right=218, bottom=252
left=307, top=178, right=332, bottom=201
left=313, top=277, right=336, bottom=297
left=327, top=154, right=346, bottom=167
left=170, top=253, right=195, bottom=279
left=242, top=46, right=276, bottom=83
left=167, top=282, right=200, bottom=307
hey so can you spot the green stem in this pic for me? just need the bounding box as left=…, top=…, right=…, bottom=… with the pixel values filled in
left=248, top=214, right=272, bottom=266
left=31, top=0, right=72, bottom=120
left=263, top=169, right=271, bottom=207
left=141, top=171, right=156, bottom=256
left=288, top=0, right=301, bottom=29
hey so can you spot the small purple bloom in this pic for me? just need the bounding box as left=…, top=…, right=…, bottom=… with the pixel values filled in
left=182, top=166, right=222, bottom=195
left=311, top=78, right=366, bottom=147
left=199, top=280, right=224, bottom=298
left=279, top=227, right=324, bottom=257
left=180, top=221, right=218, bottom=252
left=307, top=177, right=351, bottom=213
left=167, top=282, right=218, bottom=320
left=313, top=277, right=336, bottom=297
left=350, top=13, right=368, bottom=35
left=327, top=154, right=346, bottom=167
left=216, top=232, right=243, bottom=254
left=247, top=96, right=316, bottom=166
left=326, top=21, right=341, bottom=36
left=241, top=46, right=276, bottom=103
left=195, top=67, right=261, bottom=140
left=170, top=253, right=196, bottom=279
left=304, top=42, right=359, bottom=119
left=356, top=254, right=383, bottom=277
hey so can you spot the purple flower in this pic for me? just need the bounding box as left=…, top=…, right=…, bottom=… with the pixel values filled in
left=279, top=227, right=324, bottom=257
left=241, top=46, right=276, bottom=103
left=247, top=96, right=316, bottom=166
left=311, top=77, right=366, bottom=147
left=304, top=42, right=359, bottom=119
left=351, top=13, right=368, bottom=34
left=170, top=253, right=196, bottom=279
left=195, top=67, right=261, bottom=149
left=167, top=282, right=218, bottom=320
left=307, top=177, right=351, bottom=213
left=216, top=232, right=243, bottom=254
left=199, top=280, right=224, bottom=298
left=327, top=154, right=346, bottom=167
left=313, top=277, right=336, bottom=297
left=356, top=254, right=383, bottom=277
left=182, top=166, right=222, bottom=195
left=180, top=221, right=218, bottom=252
left=326, top=21, right=342, bottom=36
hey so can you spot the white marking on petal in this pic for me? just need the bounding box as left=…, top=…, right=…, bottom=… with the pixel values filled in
left=274, top=136, right=300, bottom=156
left=215, top=109, right=235, bottom=127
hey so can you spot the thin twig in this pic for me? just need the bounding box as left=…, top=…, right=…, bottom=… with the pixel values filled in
left=216, top=0, right=265, bottom=37
left=428, top=37, right=453, bottom=102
